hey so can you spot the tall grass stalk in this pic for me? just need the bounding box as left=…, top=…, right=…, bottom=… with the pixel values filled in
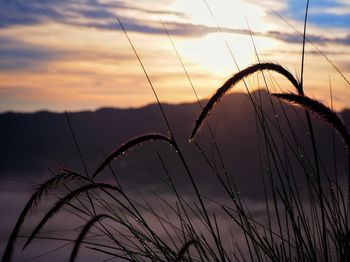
left=4, top=67, right=350, bottom=262
left=3, top=2, right=350, bottom=261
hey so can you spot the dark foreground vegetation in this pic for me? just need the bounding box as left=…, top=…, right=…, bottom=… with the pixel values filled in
left=3, top=1, right=350, bottom=261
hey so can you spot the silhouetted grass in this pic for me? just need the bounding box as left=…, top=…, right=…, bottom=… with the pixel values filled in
left=3, top=2, right=350, bottom=262
left=4, top=71, right=349, bottom=261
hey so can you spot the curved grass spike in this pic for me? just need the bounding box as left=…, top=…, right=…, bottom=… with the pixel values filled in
left=189, top=62, right=302, bottom=141
left=272, top=93, right=350, bottom=148
left=70, top=214, right=115, bottom=262
left=273, top=92, right=350, bottom=242
left=92, top=133, right=173, bottom=179
left=1, top=171, right=86, bottom=262
left=22, top=183, right=120, bottom=250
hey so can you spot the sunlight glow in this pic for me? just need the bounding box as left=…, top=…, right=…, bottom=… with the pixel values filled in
left=0, top=0, right=349, bottom=111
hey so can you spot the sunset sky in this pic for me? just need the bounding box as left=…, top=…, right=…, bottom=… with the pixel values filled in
left=1, top=0, right=349, bottom=112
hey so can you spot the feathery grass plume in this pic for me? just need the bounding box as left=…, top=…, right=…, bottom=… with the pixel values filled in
left=92, top=133, right=174, bottom=179
left=272, top=93, right=350, bottom=149
left=23, top=183, right=120, bottom=250
left=1, top=171, right=86, bottom=262
left=189, top=62, right=301, bottom=141
left=70, top=214, right=114, bottom=262
left=176, top=240, right=197, bottom=261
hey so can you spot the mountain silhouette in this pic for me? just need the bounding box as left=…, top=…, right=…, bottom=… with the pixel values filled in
left=1, top=90, right=349, bottom=197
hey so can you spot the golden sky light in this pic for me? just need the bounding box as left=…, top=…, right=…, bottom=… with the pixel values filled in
left=0, top=0, right=349, bottom=112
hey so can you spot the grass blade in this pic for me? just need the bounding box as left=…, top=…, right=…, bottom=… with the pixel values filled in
left=176, top=240, right=197, bottom=261
left=70, top=214, right=115, bottom=262
left=190, top=63, right=301, bottom=140
left=1, top=171, right=85, bottom=262
left=92, top=133, right=173, bottom=179
left=23, top=183, right=120, bottom=250
left=272, top=93, right=350, bottom=148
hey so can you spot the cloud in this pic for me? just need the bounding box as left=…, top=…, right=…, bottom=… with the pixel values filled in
left=245, top=0, right=349, bottom=29
left=0, top=0, right=188, bottom=28
left=0, top=0, right=211, bottom=39
left=1, top=0, right=349, bottom=46
left=246, top=0, right=287, bottom=11
left=340, top=61, right=350, bottom=71
left=1, top=22, right=349, bottom=74
left=0, top=34, right=137, bottom=72
left=262, top=49, right=350, bottom=57
left=280, top=0, right=350, bottom=28
left=1, top=0, right=349, bottom=76
left=0, top=0, right=64, bottom=27
left=265, top=30, right=350, bottom=46
left=0, top=0, right=210, bottom=38
left=0, top=36, right=64, bottom=71
left=311, top=7, right=350, bottom=16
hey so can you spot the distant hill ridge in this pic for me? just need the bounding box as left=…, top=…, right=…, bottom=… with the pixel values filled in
left=1, top=90, right=349, bottom=189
